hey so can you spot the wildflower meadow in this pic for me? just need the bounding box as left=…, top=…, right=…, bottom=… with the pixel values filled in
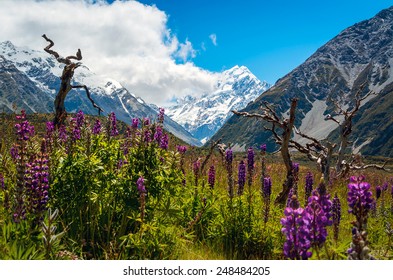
left=0, top=109, right=392, bottom=260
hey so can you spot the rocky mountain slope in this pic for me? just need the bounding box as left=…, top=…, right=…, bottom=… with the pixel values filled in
left=166, top=65, right=270, bottom=144
left=209, top=6, right=393, bottom=157
left=0, top=41, right=201, bottom=146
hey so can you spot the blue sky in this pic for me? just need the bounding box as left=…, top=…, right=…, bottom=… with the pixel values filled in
left=133, top=0, right=393, bottom=84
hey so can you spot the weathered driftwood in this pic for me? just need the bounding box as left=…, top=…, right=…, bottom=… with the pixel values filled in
left=42, top=34, right=103, bottom=127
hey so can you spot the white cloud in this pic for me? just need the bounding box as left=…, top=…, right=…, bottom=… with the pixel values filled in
left=209, top=33, right=217, bottom=46
left=0, top=0, right=219, bottom=106
left=176, top=39, right=196, bottom=62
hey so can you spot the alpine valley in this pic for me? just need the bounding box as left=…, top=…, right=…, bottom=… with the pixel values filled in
left=0, top=41, right=202, bottom=146
left=209, top=6, right=393, bottom=157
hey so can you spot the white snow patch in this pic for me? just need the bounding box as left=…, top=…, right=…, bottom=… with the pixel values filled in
left=352, top=137, right=373, bottom=154
left=369, top=58, right=393, bottom=94
left=293, top=100, right=342, bottom=144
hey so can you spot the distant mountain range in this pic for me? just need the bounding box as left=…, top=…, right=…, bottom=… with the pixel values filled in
left=0, top=41, right=201, bottom=146
left=167, top=65, right=270, bottom=144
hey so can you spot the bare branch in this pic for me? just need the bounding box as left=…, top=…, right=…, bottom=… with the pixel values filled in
left=264, top=123, right=282, bottom=144
left=200, top=138, right=221, bottom=174
left=349, top=160, right=391, bottom=172
left=71, top=85, right=104, bottom=115
left=263, top=101, right=281, bottom=123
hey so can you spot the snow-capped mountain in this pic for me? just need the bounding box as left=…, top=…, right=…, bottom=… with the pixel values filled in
left=0, top=41, right=201, bottom=146
left=166, top=65, right=270, bottom=144
left=209, top=6, right=393, bottom=156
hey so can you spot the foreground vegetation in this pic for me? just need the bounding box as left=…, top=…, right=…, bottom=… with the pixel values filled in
left=0, top=110, right=392, bottom=260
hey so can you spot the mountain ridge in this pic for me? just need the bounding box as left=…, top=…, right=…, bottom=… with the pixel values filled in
left=208, top=6, right=393, bottom=157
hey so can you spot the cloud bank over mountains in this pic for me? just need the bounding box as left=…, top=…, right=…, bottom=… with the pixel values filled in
left=0, top=0, right=219, bottom=106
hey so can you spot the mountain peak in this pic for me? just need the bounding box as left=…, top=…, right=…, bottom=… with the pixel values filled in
left=167, top=65, right=270, bottom=143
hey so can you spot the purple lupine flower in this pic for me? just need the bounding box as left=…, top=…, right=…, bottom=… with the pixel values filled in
left=286, top=188, right=299, bottom=208
left=315, top=183, right=333, bottom=227
left=92, top=119, right=102, bottom=135
left=208, top=165, right=215, bottom=189
left=260, top=144, right=267, bottom=152
left=382, top=182, right=389, bottom=192
left=159, top=133, right=169, bottom=150
left=225, top=148, right=234, bottom=198
left=193, top=158, right=201, bottom=186
left=136, top=176, right=147, bottom=222
left=46, top=121, right=55, bottom=135
left=193, top=159, right=201, bottom=176
left=75, top=110, right=85, bottom=128
left=0, top=174, right=4, bottom=190
left=305, top=172, right=313, bottom=205
left=45, top=121, right=55, bottom=150
left=332, top=193, right=341, bottom=242
left=72, top=127, right=81, bottom=141
left=143, top=117, right=150, bottom=126
left=247, top=147, right=255, bottom=188
left=376, top=186, right=382, bottom=200
left=305, top=195, right=330, bottom=248
left=117, top=159, right=128, bottom=170
left=177, top=145, right=187, bottom=154
left=10, top=145, right=20, bottom=160
left=347, top=176, right=374, bottom=216
left=332, top=194, right=341, bottom=224
left=58, top=124, right=68, bottom=142
left=131, top=118, right=139, bottom=129
left=247, top=147, right=255, bottom=172
left=109, top=112, right=119, bottom=137
left=347, top=176, right=375, bottom=260
left=263, top=176, right=272, bottom=223
left=225, top=148, right=233, bottom=164
left=237, top=160, right=246, bottom=195
left=158, top=107, right=165, bottom=124
left=24, top=147, right=50, bottom=222
left=281, top=196, right=312, bottom=260
left=154, top=126, right=163, bottom=143
left=143, top=129, right=151, bottom=143
left=137, top=176, right=146, bottom=194
left=14, top=110, right=35, bottom=141
left=263, top=177, right=272, bottom=198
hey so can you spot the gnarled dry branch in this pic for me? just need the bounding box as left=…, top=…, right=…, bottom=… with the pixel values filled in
left=42, top=34, right=103, bottom=127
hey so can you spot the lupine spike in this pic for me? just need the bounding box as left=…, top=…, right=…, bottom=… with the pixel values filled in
left=332, top=193, right=341, bottom=242
left=280, top=195, right=312, bottom=260
left=347, top=176, right=375, bottom=260
left=225, top=148, right=234, bottom=198
left=237, top=160, right=246, bottom=195
left=92, top=119, right=101, bottom=135
left=208, top=165, right=215, bottom=189
left=263, top=176, right=272, bottom=223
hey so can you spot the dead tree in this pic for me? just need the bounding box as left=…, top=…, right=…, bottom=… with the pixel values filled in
left=233, top=98, right=298, bottom=205
left=42, top=34, right=103, bottom=127
left=325, top=85, right=384, bottom=176
left=290, top=127, right=336, bottom=185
